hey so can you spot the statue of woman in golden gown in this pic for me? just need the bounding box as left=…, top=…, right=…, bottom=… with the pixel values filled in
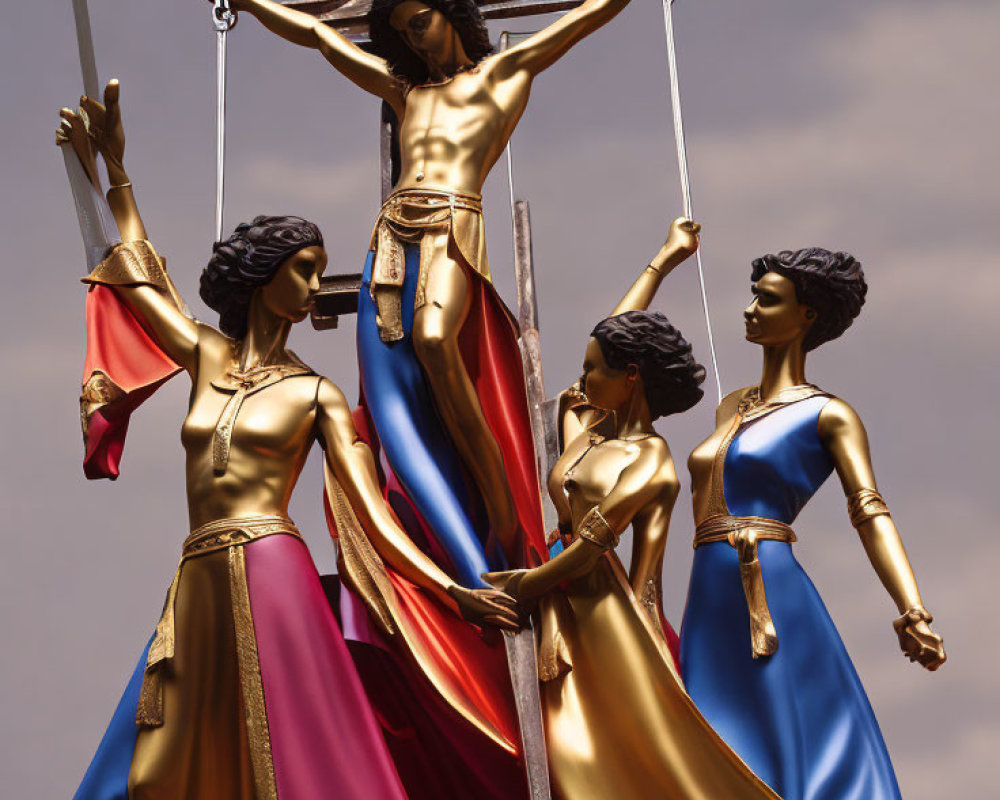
left=59, top=82, right=517, bottom=800
left=483, top=218, right=782, bottom=800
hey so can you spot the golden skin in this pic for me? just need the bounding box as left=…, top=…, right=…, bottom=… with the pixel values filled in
left=219, top=0, right=635, bottom=561
left=59, top=83, right=519, bottom=629
left=686, top=269, right=946, bottom=670
left=484, top=218, right=700, bottom=616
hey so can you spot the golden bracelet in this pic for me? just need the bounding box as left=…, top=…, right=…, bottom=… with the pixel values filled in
left=847, top=488, right=891, bottom=527
left=82, top=239, right=168, bottom=291
left=575, top=507, right=619, bottom=550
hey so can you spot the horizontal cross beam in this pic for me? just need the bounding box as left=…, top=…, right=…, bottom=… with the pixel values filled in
left=281, top=0, right=583, bottom=41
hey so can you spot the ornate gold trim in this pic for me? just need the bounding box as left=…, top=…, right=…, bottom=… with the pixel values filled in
left=208, top=359, right=314, bottom=475
left=229, top=545, right=278, bottom=800
left=82, top=239, right=168, bottom=291
left=137, top=515, right=300, bottom=733
left=326, top=474, right=396, bottom=635
left=848, top=488, right=891, bottom=527
left=694, top=515, right=797, bottom=659
left=368, top=188, right=484, bottom=343
left=79, top=370, right=125, bottom=442
left=576, top=507, right=618, bottom=550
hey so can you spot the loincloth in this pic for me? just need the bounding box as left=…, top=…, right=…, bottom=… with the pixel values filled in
left=369, top=188, right=488, bottom=342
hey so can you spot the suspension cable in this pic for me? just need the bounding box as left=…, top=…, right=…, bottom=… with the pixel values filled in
left=213, top=1, right=236, bottom=243
left=661, top=0, right=723, bottom=404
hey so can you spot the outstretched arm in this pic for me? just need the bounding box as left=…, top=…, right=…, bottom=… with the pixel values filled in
left=610, top=217, right=699, bottom=316
left=316, top=379, right=519, bottom=629
left=498, top=0, right=632, bottom=77
left=60, top=82, right=199, bottom=372
left=229, top=0, right=404, bottom=113
left=819, top=398, right=946, bottom=670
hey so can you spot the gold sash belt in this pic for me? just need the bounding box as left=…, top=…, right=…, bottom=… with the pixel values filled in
left=137, top=515, right=301, bottom=728
left=370, top=188, right=483, bottom=343
left=694, top=514, right=797, bottom=659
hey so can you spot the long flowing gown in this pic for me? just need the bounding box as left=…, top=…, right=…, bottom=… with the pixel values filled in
left=73, top=280, right=409, bottom=799
left=681, top=388, right=902, bottom=800
left=531, top=428, right=781, bottom=800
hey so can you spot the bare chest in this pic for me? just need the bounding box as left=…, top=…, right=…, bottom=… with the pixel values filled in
left=181, top=378, right=317, bottom=461
left=400, top=73, right=529, bottom=155
left=688, top=419, right=734, bottom=491
left=559, top=439, right=645, bottom=513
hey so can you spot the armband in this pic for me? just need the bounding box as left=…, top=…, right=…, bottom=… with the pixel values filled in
left=575, top=507, right=619, bottom=550
left=847, top=488, right=891, bottom=527
left=82, top=239, right=168, bottom=291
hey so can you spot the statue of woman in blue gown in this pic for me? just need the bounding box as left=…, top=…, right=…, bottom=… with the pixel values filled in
left=681, top=247, right=946, bottom=800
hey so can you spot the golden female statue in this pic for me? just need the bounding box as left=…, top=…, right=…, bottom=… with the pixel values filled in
left=680, top=247, right=946, bottom=799
left=483, top=219, right=782, bottom=800
left=60, top=82, right=517, bottom=800
left=220, top=0, right=638, bottom=585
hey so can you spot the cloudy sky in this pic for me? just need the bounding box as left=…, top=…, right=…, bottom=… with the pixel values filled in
left=1, top=0, right=997, bottom=796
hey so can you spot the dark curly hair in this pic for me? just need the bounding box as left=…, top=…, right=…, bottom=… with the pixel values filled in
left=750, top=247, right=867, bottom=352
left=590, top=311, right=705, bottom=420
left=368, top=0, right=493, bottom=86
left=199, top=215, right=323, bottom=339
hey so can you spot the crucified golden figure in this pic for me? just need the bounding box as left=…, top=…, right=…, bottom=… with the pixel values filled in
left=220, top=0, right=634, bottom=583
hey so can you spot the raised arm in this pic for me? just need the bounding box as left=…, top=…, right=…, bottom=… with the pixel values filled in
left=610, top=217, right=700, bottom=316
left=819, top=398, right=946, bottom=670
left=488, top=438, right=676, bottom=602
left=230, top=0, right=404, bottom=113
left=315, top=379, right=518, bottom=629
left=64, top=82, right=200, bottom=372
left=498, top=0, right=632, bottom=77
left=60, top=83, right=200, bottom=373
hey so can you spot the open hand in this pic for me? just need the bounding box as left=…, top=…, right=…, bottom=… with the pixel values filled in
left=448, top=585, right=521, bottom=631
left=79, top=80, right=126, bottom=176
left=893, top=608, right=946, bottom=671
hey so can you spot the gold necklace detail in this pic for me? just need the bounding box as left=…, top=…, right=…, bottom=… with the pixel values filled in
left=737, top=384, right=824, bottom=423
left=210, top=351, right=314, bottom=475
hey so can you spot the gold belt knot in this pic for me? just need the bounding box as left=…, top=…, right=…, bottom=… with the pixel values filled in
left=694, top=514, right=797, bottom=659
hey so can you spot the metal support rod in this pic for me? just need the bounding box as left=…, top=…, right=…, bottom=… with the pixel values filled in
left=213, top=1, right=236, bottom=242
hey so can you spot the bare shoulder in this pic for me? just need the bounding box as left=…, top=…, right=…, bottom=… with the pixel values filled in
left=193, top=322, right=233, bottom=376
left=817, top=396, right=866, bottom=441
left=716, top=386, right=754, bottom=425
left=315, top=376, right=354, bottom=420
left=635, top=436, right=679, bottom=489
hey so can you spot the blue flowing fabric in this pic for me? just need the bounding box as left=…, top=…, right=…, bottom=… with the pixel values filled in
left=73, top=639, right=150, bottom=800
left=681, top=397, right=902, bottom=800
left=357, top=247, right=502, bottom=588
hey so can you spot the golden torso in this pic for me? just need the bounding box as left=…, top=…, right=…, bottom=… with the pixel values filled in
left=554, top=434, right=657, bottom=532
left=181, top=353, right=320, bottom=530
left=394, top=59, right=531, bottom=194
left=688, top=420, right=734, bottom=524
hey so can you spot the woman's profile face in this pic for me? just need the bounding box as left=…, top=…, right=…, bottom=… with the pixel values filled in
left=581, top=337, right=635, bottom=412
left=390, top=1, right=455, bottom=63
left=743, top=271, right=814, bottom=348
left=259, top=245, right=327, bottom=325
